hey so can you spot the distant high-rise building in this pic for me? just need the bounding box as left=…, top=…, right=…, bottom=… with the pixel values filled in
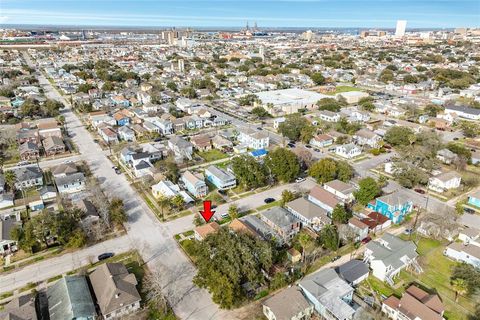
left=178, top=59, right=185, bottom=73
left=395, top=20, right=407, bottom=37
left=303, top=30, right=314, bottom=42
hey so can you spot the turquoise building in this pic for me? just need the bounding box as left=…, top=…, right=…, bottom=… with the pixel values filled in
left=468, top=191, right=480, bottom=209
left=367, top=191, right=413, bottom=224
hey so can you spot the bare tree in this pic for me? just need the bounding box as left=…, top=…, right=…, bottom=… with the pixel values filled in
left=87, top=177, right=111, bottom=227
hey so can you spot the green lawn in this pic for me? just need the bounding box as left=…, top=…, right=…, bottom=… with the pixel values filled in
left=325, top=85, right=363, bottom=95
left=198, top=149, right=229, bottom=162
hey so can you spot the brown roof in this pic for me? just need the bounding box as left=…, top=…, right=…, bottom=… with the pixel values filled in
left=52, top=162, right=78, bottom=176
left=398, top=292, right=443, bottom=320
left=313, top=134, right=333, bottom=142
left=1, top=293, right=37, bottom=320
left=89, top=263, right=141, bottom=316
left=195, top=222, right=220, bottom=239
left=348, top=217, right=369, bottom=230
left=190, top=134, right=211, bottom=148
left=383, top=296, right=400, bottom=309
left=360, top=211, right=390, bottom=229
left=263, top=286, right=311, bottom=320
left=406, top=286, right=444, bottom=315
left=229, top=219, right=255, bottom=236
left=309, top=185, right=340, bottom=208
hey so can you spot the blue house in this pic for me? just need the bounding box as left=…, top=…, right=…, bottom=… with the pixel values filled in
left=367, top=191, right=413, bottom=224
left=113, top=112, right=130, bottom=126
left=468, top=190, right=480, bottom=209
left=204, top=165, right=236, bottom=190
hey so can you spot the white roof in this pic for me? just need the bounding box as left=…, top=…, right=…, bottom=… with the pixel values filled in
left=255, top=88, right=329, bottom=107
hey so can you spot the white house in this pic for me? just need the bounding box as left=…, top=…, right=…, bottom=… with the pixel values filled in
left=444, top=105, right=480, bottom=120
left=238, top=128, right=270, bottom=149
left=428, top=171, right=461, bottom=193
left=318, top=110, right=340, bottom=122
left=323, top=179, right=355, bottom=202
left=55, top=172, right=86, bottom=194
left=353, top=128, right=382, bottom=149
left=458, top=228, right=480, bottom=247
left=272, top=117, right=286, bottom=130
left=444, top=242, right=480, bottom=268
left=335, top=143, right=362, bottom=159
left=151, top=180, right=193, bottom=203
left=364, top=233, right=421, bottom=285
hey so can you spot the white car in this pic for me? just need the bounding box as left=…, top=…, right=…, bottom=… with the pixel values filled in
left=295, top=177, right=306, bottom=183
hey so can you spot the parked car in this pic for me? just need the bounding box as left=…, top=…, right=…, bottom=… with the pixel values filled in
left=313, top=148, right=320, bottom=152
left=305, top=144, right=312, bottom=149
left=221, top=213, right=230, bottom=219
left=98, top=252, right=114, bottom=261
left=414, top=188, right=426, bottom=194
left=403, top=228, right=414, bottom=235
left=295, top=177, right=306, bottom=183
left=115, top=168, right=121, bottom=174
left=264, top=197, right=275, bottom=204
left=331, top=255, right=341, bottom=262
left=361, top=236, right=372, bottom=244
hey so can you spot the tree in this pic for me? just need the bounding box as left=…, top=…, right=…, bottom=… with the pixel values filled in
left=451, top=264, right=480, bottom=295
left=251, top=106, right=270, bottom=118
left=319, top=224, right=339, bottom=251
left=180, top=86, right=197, bottom=98
left=66, top=229, right=87, bottom=248
left=193, top=228, right=272, bottom=309
left=77, top=83, right=95, bottom=93
left=231, top=155, right=268, bottom=190
left=166, top=81, right=178, bottom=92
left=4, top=170, right=16, bottom=192
left=108, top=198, right=127, bottom=226
left=336, top=160, right=354, bottom=182
left=228, top=204, right=239, bottom=220
left=424, top=104, right=444, bottom=117
left=265, top=148, right=301, bottom=183
left=379, top=69, right=395, bottom=83
left=310, top=72, right=326, bottom=85
left=278, top=113, right=310, bottom=142
left=157, top=196, right=172, bottom=220
left=384, top=126, right=415, bottom=147
left=354, top=177, right=381, bottom=206
left=451, top=278, right=468, bottom=302
left=280, top=189, right=297, bottom=206
left=308, top=158, right=337, bottom=184
left=459, top=121, right=480, bottom=138
left=317, top=98, right=342, bottom=112
left=238, top=94, right=258, bottom=106
left=299, top=125, right=316, bottom=144
left=164, top=158, right=180, bottom=183
left=171, top=195, right=184, bottom=210
left=332, top=204, right=351, bottom=224
left=269, top=273, right=288, bottom=290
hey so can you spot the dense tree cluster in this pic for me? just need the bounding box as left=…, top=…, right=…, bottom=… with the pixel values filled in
left=192, top=228, right=272, bottom=309
left=231, top=155, right=269, bottom=190
left=278, top=113, right=315, bottom=142
left=265, top=148, right=301, bottom=183
left=308, top=158, right=354, bottom=184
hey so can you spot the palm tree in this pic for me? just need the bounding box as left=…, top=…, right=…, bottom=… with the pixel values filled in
left=4, top=171, right=16, bottom=192
left=451, top=278, right=468, bottom=302
left=157, top=196, right=171, bottom=221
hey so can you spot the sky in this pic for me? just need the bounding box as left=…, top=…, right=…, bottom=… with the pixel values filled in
left=0, top=0, right=479, bottom=29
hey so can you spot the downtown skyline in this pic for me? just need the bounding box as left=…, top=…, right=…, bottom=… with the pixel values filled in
left=1, top=0, right=479, bottom=29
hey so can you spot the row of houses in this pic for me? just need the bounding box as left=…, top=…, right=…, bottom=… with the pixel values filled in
left=0, top=262, right=141, bottom=320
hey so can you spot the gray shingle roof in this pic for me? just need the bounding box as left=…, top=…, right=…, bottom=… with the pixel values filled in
left=366, top=233, right=418, bottom=270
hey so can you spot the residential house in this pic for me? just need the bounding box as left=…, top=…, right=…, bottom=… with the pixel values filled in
left=444, top=105, right=480, bottom=120
left=205, top=165, right=236, bottom=190
left=360, top=211, right=392, bottom=233
left=37, top=119, right=62, bottom=140
left=19, top=142, right=40, bottom=161
left=472, top=150, right=480, bottom=165
left=318, top=110, right=340, bottom=122
left=335, top=260, right=369, bottom=286
left=272, top=117, right=286, bottom=130
left=98, top=126, right=118, bottom=144
left=353, top=129, right=382, bottom=149
left=259, top=207, right=301, bottom=243
left=194, top=222, right=220, bottom=241
left=191, top=134, right=212, bottom=151
left=118, top=126, right=135, bottom=142
left=382, top=285, right=445, bottom=320
left=348, top=217, right=369, bottom=242
left=212, top=135, right=233, bottom=150
left=308, top=185, right=341, bottom=214
left=168, top=136, right=194, bottom=161
left=90, top=263, right=141, bottom=319
left=310, top=134, right=334, bottom=148
left=43, top=136, right=66, bottom=156
left=436, top=149, right=458, bottom=164
left=299, top=268, right=355, bottom=320
left=16, top=128, right=39, bottom=145
left=324, top=180, right=355, bottom=202
left=458, top=228, right=480, bottom=247
left=335, top=144, right=362, bottom=159
left=55, top=172, right=86, bottom=194
left=262, top=286, right=313, bottom=320
left=364, top=233, right=421, bottom=284
left=52, top=162, right=78, bottom=177
left=367, top=191, right=413, bottom=224
left=286, top=197, right=331, bottom=231
left=0, top=219, right=19, bottom=255
left=428, top=171, right=461, bottom=193
left=181, top=171, right=208, bottom=198
left=0, top=294, right=37, bottom=320
left=444, top=242, right=480, bottom=268
left=133, top=160, right=153, bottom=178
left=467, top=190, right=480, bottom=209
left=47, top=276, right=96, bottom=320
left=338, top=91, right=369, bottom=104
left=238, top=128, right=270, bottom=149
left=151, top=180, right=193, bottom=203
left=90, top=114, right=116, bottom=128
left=73, top=198, right=100, bottom=226
left=12, top=166, right=43, bottom=190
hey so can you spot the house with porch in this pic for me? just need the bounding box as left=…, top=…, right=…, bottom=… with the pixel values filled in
left=181, top=171, right=208, bottom=198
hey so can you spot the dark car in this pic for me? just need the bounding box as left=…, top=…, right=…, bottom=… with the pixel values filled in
left=256, top=127, right=263, bottom=131
left=98, top=252, right=114, bottom=261
left=361, top=236, right=372, bottom=244
left=313, top=148, right=320, bottom=152
left=115, top=168, right=121, bottom=174
left=331, top=255, right=341, bottom=262
left=414, top=188, right=426, bottom=194
left=264, top=197, right=275, bottom=204
left=453, top=137, right=459, bottom=140
left=305, top=144, right=312, bottom=149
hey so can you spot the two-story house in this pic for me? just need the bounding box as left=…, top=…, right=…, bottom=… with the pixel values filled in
left=259, top=207, right=301, bottom=244
left=367, top=190, right=413, bottom=224
left=181, top=170, right=208, bottom=198
left=237, top=128, right=270, bottom=150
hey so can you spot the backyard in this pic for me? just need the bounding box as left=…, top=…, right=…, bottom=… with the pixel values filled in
left=197, top=149, right=229, bottom=162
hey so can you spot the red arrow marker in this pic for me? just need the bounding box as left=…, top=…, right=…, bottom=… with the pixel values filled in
left=200, top=200, right=215, bottom=223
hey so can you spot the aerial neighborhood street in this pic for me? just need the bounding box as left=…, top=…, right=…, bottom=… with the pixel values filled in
left=0, top=13, right=480, bottom=320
